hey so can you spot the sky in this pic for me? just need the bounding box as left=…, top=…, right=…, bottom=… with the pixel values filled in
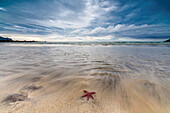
left=0, top=0, right=170, bottom=41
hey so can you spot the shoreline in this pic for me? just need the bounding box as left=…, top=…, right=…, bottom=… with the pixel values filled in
left=0, top=44, right=170, bottom=113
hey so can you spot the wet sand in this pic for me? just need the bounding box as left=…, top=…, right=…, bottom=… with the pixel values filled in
left=0, top=43, right=170, bottom=113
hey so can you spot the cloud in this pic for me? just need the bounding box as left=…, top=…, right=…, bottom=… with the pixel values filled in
left=69, top=23, right=170, bottom=41
left=0, top=7, right=6, bottom=11
left=0, top=0, right=170, bottom=41
left=29, top=0, right=117, bottom=29
left=70, top=24, right=149, bottom=36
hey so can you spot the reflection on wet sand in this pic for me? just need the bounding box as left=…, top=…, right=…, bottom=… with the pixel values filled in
left=0, top=44, right=170, bottom=113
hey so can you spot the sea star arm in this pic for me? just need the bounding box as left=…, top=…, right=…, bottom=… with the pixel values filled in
left=90, top=92, right=96, bottom=94
left=87, top=94, right=90, bottom=101
left=84, top=90, right=89, bottom=93
left=81, top=93, right=88, bottom=98
left=89, top=94, right=94, bottom=99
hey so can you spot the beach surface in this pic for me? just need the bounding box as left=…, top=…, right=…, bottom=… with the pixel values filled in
left=0, top=43, right=170, bottom=113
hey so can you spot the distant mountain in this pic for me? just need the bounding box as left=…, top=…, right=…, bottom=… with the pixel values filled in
left=0, top=36, right=42, bottom=42
left=164, top=39, right=170, bottom=42
left=0, top=36, right=13, bottom=42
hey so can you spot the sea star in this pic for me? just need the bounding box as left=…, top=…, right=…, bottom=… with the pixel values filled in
left=81, top=90, right=96, bottom=101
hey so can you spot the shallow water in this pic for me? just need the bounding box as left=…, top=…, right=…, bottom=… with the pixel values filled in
left=0, top=43, right=170, bottom=113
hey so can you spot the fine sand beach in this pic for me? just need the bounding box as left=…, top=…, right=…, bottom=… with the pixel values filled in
left=0, top=43, right=170, bottom=113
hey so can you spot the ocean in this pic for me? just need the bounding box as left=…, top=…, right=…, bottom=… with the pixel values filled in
left=0, top=42, right=170, bottom=113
